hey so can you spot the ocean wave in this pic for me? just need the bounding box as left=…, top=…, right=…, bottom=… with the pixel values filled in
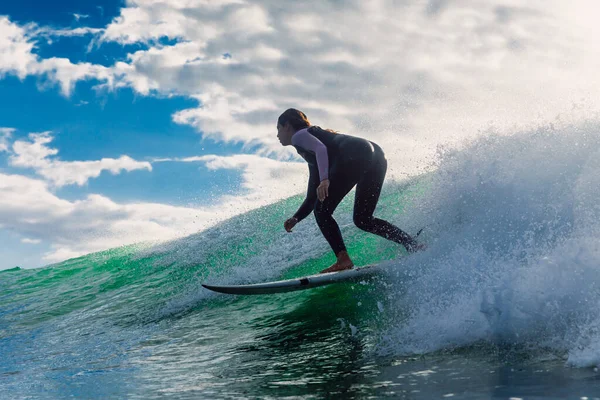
left=378, top=119, right=600, bottom=368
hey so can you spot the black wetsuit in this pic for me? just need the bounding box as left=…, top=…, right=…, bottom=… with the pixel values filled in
left=293, top=126, right=417, bottom=255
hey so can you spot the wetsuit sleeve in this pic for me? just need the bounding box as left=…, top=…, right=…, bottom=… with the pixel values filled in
left=291, top=130, right=329, bottom=181
left=293, top=163, right=319, bottom=222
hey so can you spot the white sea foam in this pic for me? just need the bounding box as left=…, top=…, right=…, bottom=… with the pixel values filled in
left=379, top=118, right=600, bottom=368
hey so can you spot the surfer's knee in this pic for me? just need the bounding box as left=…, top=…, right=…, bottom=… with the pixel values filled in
left=353, top=214, right=373, bottom=231
left=313, top=202, right=329, bottom=223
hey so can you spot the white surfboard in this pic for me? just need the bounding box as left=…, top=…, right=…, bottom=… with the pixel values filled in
left=202, top=264, right=381, bottom=295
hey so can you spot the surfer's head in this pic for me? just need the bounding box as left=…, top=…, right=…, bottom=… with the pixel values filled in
left=277, top=108, right=310, bottom=146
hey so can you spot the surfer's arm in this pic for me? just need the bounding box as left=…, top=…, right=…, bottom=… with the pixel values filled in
left=293, top=163, right=319, bottom=221
left=291, top=129, right=329, bottom=181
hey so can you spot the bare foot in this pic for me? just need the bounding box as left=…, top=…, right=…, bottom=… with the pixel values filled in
left=320, top=250, right=354, bottom=273
left=320, top=262, right=353, bottom=274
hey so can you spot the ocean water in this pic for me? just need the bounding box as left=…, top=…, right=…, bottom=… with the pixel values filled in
left=2, top=121, right=600, bottom=399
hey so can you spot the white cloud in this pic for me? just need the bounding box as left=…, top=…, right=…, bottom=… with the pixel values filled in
left=42, top=27, right=103, bottom=37
left=0, top=152, right=306, bottom=265
left=101, top=0, right=244, bottom=44
left=172, top=88, right=279, bottom=146
left=162, top=153, right=307, bottom=207
left=72, top=13, right=89, bottom=22
left=9, top=132, right=152, bottom=187
left=225, top=4, right=273, bottom=37
left=0, top=17, right=115, bottom=96
left=0, top=172, right=203, bottom=262
left=4, top=1, right=597, bottom=152
left=0, top=17, right=38, bottom=79
left=92, top=0, right=600, bottom=162
left=102, top=6, right=188, bottom=44
left=34, top=58, right=114, bottom=97
left=3, top=1, right=600, bottom=147
left=0, top=128, right=14, bottom=152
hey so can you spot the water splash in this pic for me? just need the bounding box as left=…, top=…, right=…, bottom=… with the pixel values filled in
left=378, top=119, right=600, bottom=368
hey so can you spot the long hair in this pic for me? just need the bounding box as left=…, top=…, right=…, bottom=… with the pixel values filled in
left=278, top=108, right=310, bottom=130
left=278, top=108, right=338, bottom=133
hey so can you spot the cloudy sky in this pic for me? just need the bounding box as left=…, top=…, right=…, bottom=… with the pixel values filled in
left=1, top=0, right=599, bottom=269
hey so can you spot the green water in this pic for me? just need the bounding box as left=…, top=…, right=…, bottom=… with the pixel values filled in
left=1, top=182, right=599, bottom=399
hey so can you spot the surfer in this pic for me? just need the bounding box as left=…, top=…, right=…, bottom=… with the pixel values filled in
left=277, top=108, right=425, bottom=274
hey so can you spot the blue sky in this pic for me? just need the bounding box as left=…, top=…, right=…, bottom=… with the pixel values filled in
left=0, top=0, right=277, bottom=268
left=1, top=76, right=244, bottom=202
left=0, top=0, right=598, bottom=269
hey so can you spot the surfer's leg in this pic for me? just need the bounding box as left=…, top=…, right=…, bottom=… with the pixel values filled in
left=314, top=172, right=359, bottom=272
left=353, top=151, right=420, bottom=252
left=314, top=178, right=355, bottom=255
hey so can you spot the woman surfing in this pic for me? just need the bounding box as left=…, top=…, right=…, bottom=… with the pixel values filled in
left=277, top=108, right=425, bottom=274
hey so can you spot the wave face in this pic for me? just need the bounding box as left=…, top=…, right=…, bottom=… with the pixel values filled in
left=2, top=119, right=600, bottom=398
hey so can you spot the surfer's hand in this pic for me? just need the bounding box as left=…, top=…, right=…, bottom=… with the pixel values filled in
left=284, top=217, right=298, bottom=232
left=317, top=179, right=330, bottom=202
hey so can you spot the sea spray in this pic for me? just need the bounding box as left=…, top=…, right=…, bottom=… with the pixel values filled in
left=378, top=120, right=600, bottom=367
